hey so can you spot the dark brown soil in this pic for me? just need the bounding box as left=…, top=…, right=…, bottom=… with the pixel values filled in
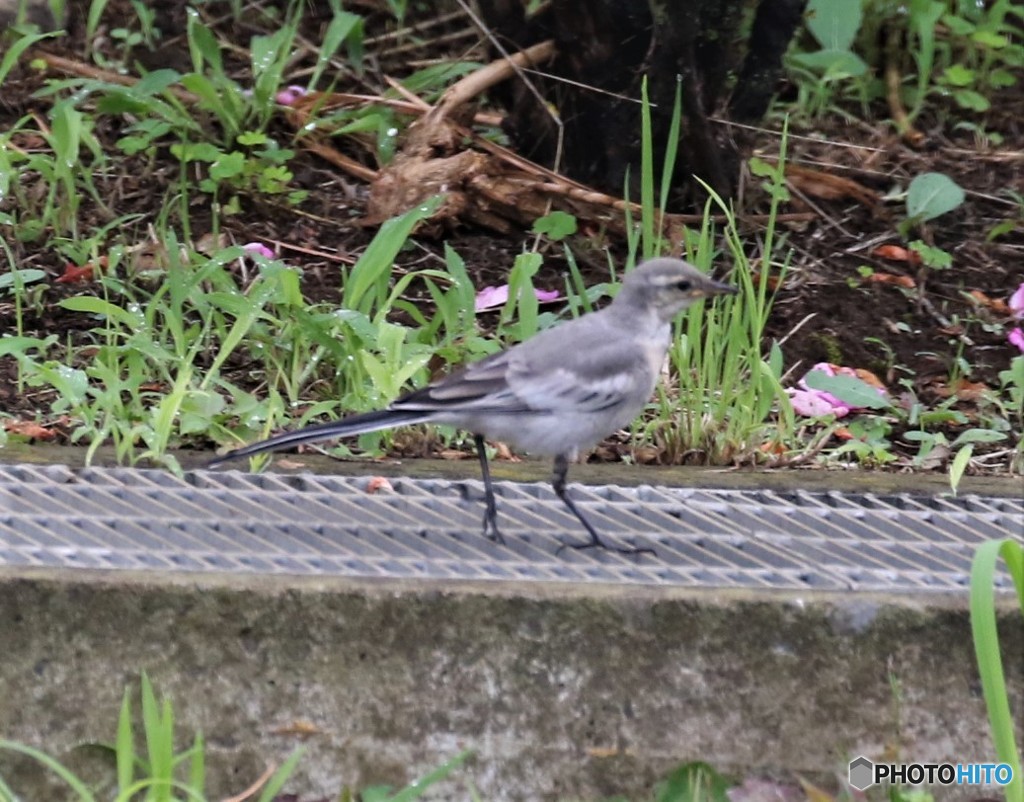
left=1, top=0, right=1022, bottom=470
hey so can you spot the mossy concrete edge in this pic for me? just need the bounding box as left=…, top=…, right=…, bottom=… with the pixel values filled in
left=0, top=568, right=1020, bottom=801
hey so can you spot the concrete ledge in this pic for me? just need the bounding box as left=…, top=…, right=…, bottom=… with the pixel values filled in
left=1, top=568, right=1020, bottom=800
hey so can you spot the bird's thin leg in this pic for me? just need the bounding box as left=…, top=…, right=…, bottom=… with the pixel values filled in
left=552, top=454, right=654, bottom=556
left=474, top=433, right=505, bottom=544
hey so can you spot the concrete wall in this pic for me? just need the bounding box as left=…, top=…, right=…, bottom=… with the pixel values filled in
left=0, top=569, right=1021, bottom=800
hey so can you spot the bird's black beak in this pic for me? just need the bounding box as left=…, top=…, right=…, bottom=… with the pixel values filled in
left=705, top=278, right=739, bottom=297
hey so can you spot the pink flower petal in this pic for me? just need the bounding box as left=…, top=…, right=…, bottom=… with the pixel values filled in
left=1009, top=327, right=1024, bottom=353
left=275, top=85, right=308, bottom=106
left=1010, top=283, right=1024, bottom=320
left=808, top=362, right=838, bottom=377
left=242, top=242, right=275, bottom=260
left=788, top=388, right=848, bottom=418
left=474, top=284, right=563, bottom=313
left=474, top=285, right=508, bottom=312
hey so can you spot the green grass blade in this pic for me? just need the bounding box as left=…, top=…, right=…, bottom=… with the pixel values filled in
left=115, top=685, right=134, bottom=793
left=139, top=673, right=174, bottom=802
left=309, top=11, right=363, bottom=89
left=0, top=740, right=98, bottom=802
left=188, top=731, right=205, bottom=794
left=385, top=749, right=473, bottom=802
left=343, top=195, right=444, bottom=314
left=85, top=0, right=111, bottom=48
left=255, top=747, right=305, bottom=802
left=639, top=76, right=655, bottom=259
left=0, top=30, right=55, bottom=86
left=970, top=538, right=1024, bottom=802
left=658, top=78, right=683, bottom=216
left=0, top=771, right=17, bottom=802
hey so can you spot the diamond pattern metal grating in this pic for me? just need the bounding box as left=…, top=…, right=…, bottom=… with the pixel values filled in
left=0, top=463, right=1020, bottom=591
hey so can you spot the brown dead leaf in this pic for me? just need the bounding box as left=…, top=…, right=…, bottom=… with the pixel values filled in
left=195, top=231, right=229, bottom=254
left=872, top=244, right=922, bottom=265
left=56, top=258, right=105, bottom=284
left=438, top=449, right=470, bottom=460
left=586, top=746, right=633, bottom=758
left=3, top=420, right=58, bottom=440
left=365, top=476, right=394, bottom=494
left=936, top=377, right=991, bottom=402
left=917, top=441, right=950, bottom=469
left=271, top=719, right=323, bottom=737
left=967, top=289, right=1010, bottom=316
left=852, top=367, right=887, bottom=389
left=492, top=441, right=518, bottom=461
left=798, top=777, right=836, bottom=802
left=863, top=271, right=916, bottom=289
left=128, top=240, right=170, bottom=272
left=785, top=163, right=880, bottom=207
left=750, top=270, right=783, bottom=290
left=12, top=132, right=46, bottom=149
left=631, top=445, right=662, bottom=464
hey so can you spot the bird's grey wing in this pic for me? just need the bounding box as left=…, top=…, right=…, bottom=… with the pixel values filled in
left=392, top=312, right=659, bottom=416
left=389, top=350, right=528, bottom=413
left=488, top=311, right=661, bottom=414
left=503, top=344, right=653, bottom=414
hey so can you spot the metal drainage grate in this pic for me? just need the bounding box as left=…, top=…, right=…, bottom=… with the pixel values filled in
left=0, top=462, right=1020, bottom=591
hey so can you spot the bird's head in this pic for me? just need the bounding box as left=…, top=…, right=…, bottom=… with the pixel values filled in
left=614, top=257, right=738, bottom=322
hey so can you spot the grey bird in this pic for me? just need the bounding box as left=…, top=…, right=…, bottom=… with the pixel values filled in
left=209, top=257, right=738, bottom=552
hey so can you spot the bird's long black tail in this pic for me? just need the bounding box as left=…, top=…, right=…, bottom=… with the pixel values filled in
left=208, top=408, right=433, bottom=467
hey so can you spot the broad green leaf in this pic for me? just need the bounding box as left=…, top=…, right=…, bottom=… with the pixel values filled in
left=171, top=141, right=223, bottom=163
left=179, top=73, right=225, bottom=110
left=971, top=30, right=1008, bottom=49
left=186, top=8, right=222, bottom=73
left=134, top=69, right=182, bottom=96
left=209, top=151, right=245, bottom=180
left=941, top=13, right=974, bottom=35
left=906, top=172, right=965, bottom=221
left=953, top=89, right=990, bottom=111
left=803, top=371, right=892, bottom=410
left=0, top=334, right=57, bottom=357
left=951, top=429, right=1006, bottom=447
left=59, top=296, right=141, bottom=329
left=987, top=68, right=1018, bottom=88
left=789, top=49, right=868, bottom=77
left=805, top=0, right=862, bottom=52
left=949, top=444, right=972, bottom=494
left=181, top=388, right=225, bottom=420
left=942, top=64, right=975, bottom=86
left=0, top=268, right=46, bottom=290
left=532, top=210, right=577, bottom=241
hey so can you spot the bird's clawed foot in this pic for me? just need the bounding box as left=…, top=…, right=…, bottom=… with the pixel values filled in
left=556, top=534, right=655, bottom=557
left=480, top=507, right=506, bottom=545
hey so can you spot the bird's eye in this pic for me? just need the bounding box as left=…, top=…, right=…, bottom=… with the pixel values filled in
left=676, top=280, right=692, bottom=292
